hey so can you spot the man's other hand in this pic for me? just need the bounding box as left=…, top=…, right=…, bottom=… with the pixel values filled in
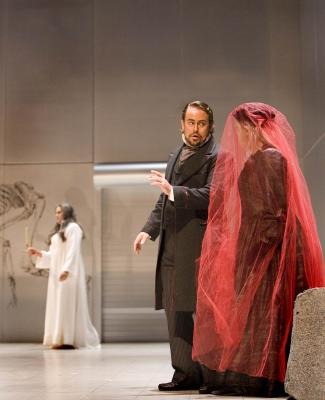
left=133, top=232, right=150, bottom=255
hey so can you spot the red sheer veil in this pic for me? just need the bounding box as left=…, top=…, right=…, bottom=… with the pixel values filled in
left=192, top=102, right=325, bottom=382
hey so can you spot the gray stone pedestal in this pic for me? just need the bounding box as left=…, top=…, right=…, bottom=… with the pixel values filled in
left=285, top=288, right=325, bottom=400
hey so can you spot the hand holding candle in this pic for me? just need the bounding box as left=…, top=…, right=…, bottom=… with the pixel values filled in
left=26, top=247, right=42, bottom=257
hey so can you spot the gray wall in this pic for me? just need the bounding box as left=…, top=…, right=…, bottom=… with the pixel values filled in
left=300, top=0, right=325, bottom=246
left=95, top=0, right=303, bottom=162
left=0, top=0, right=323, bottom=341
left=4, top=0, right=93, bottom=164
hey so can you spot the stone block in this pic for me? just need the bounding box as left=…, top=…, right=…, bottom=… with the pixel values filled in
left=285, top=288, right=325, bottom=400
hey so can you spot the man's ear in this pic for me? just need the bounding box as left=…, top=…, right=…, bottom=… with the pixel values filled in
left=180, top=120, right=185, bottom=133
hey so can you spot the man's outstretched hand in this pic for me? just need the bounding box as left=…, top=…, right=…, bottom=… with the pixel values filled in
left=148, top=170, right=172, bottom=196
left=133, top=232, right=150, bottom=255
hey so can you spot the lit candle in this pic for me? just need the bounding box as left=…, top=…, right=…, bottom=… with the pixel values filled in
left=25, top=226, right=29, bottom=248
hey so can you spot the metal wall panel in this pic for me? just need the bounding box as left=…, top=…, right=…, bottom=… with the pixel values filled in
left=94, top=0, right=182, bottom=163
left=4, top=0, right=93, bottom=164
left=101, top=184, right=168, bottom=341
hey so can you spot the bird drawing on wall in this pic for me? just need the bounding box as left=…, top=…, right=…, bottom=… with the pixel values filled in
left=0, top=181, right=46, bottom=307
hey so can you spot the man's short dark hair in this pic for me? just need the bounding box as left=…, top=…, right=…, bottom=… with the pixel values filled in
left=182, top=101, right=214, bottom=133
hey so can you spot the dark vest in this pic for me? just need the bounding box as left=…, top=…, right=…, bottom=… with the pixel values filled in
left=160, top=147, right=194, bottom=265
left=162, top=143, right=196, bottom=230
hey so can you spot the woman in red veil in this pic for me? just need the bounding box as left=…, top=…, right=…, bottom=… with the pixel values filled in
left=193, top=102, right=325, bottom=397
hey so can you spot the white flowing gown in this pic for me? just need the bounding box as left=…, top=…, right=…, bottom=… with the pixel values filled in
left=36, top=222, right=100, bottom=348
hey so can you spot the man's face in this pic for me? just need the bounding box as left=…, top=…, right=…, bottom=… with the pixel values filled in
left=181, top=106, right=210, bottom=146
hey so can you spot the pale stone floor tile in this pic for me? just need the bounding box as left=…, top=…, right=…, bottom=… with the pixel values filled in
left=0, top=394, right=34, bottom=400
left=0, top=343, right=289, bottom=400
left=29, top=395, right=89, bottom=400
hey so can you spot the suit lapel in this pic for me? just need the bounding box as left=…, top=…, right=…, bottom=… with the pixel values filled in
left=165, top=144, right=182, bottom=181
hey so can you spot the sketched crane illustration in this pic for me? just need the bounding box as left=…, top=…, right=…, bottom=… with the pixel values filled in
left=0, top=181, right=46, bottom=307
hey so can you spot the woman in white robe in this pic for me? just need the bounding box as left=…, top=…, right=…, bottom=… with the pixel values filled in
left=28, top=203, right=100, bottom=349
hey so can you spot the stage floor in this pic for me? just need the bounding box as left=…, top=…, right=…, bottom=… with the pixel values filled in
left=0, top=343, right=288, bottom=400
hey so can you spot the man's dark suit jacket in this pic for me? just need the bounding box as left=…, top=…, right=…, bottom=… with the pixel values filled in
left=142, top=136, right=218, bottom=312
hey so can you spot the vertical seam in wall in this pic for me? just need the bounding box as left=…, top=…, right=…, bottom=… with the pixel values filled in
left=265, top=0, right=271, bottom=102
left=3, top=0, right=7, bottom=166
left=297, top=0, right=305, bottom=167
left=0, top=0, right=2, bottom=337
left=1, top=0, right=7, bottom=165
left=0, top=0, right=9, bottom=341
left=92, top=0, right=95, bottom=165
left=313, top=0, right=320, bottom=116
left=178, top=0, right=185, bottom=100
left=0, top=0, right=4, bottom=165
left=91, top=0, right=100, bottom=332
left=300, top=0, right=319, bottom=165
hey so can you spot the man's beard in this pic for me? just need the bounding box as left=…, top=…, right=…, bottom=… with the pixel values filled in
left=182, top=133, right=210, bottom=148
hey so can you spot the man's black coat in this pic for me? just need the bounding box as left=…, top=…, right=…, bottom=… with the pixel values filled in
left=142, top=136, right=218, bottom=311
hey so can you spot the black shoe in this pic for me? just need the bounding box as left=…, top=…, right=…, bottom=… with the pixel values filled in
left=158, top=381, right=200, bottom=391
left=51, top=344, right=75, bottom=350
left=60, top=344, right=75, bottom=350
